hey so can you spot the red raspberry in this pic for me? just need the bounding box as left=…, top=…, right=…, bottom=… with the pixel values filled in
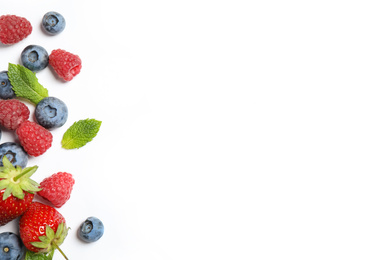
left=38, top=172, right=75, bottom=208
left=16, top=120, right=52, bottom=156
left=0, top=15, right=32, bottom=45
left=49, top=49, right=82, bottom=81
left=0, top=99, right=30, bottom=130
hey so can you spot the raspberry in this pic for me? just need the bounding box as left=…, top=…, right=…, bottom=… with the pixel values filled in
left=0, top=15, right=32, bottom=45
left=0, top=99, right=30, bottom=130
left=49, top=49, right=82, bottom=81
left=16, top=120, right=53, bottom=157
left=38, top=172, right=75, bottom=208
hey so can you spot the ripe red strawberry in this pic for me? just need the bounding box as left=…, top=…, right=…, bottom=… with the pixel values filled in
left=0, top=99, right=30, bottom=130
left=0, top=15, right=32, bottom=44
left=0, top=156, right=40, bottom=226
left=19, top=202, right=69, bottom=258
left=38, top=172, right=75, bottom=208
left=16, top=120, right=53, bottom=157
left=49, top=49, right=82, bottom=81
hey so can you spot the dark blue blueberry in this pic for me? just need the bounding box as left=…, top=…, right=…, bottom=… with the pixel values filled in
left=0, top=232, right=26, bottom=260
left=78, top=217, right=104, bottom=242
left=35, top=97, right=68, bottom=129
left=0, top=71, right=16, bottom=99
left=0, top=142, right=28, bottom=168
left=42, top=11, right=66, bottom=35
left=21, top=45, right=49, bottom=72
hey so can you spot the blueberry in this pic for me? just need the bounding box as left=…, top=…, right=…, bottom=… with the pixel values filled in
left=0, top=232, right=26, bottom=260
left=78, top=217, right=104, bottom=242
left=42, top=11, right=66, bottom=35
left=35, top=97, right=68, bottom=129
left=0, top=71, right=16, bottom=99
left=0, top=142, right=28, bottom=168
left=21, top=45, right=49, bottom=72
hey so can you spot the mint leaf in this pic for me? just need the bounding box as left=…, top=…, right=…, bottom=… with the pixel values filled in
left=61, top=119, right=102, bottom=149
left=25, top=250, right=52, bottom=260
left=8, top=63, right=49, bottom=104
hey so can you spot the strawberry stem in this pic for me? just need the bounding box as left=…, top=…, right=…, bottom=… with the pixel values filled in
left=53, top=242, right=68, bottom=260
left=13, top=171, right=28, bottom=182
left=13, top=167, right=36, bottom=182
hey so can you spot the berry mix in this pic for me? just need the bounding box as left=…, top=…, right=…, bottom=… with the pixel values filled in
left=0, top=12, right=103, bottom=259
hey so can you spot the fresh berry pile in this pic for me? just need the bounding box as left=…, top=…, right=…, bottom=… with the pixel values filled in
left=0, top=12, right=103, bottom=259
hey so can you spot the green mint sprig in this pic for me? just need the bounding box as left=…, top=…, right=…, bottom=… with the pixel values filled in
left=25, top=249, right=54, bottom=260
left=8, top=63, right=49, bottom=104
left=61, top=119, right=102, bottom=149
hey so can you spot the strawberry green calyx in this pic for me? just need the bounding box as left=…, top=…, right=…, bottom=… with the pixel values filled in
left=0, top=156, right=40, bottom=200
left=30, top=223, right=69, bottom=259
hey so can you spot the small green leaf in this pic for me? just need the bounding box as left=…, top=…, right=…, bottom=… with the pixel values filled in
left=61, top=119, right=102, bottom=149
left=0, top=180, right=8, bottom=190
left=30, top=241, right=49, bottom=249
left=2, top=189, right=11, bottom=200
left=56, top=223, right=64, bottom=237
left=38, top=235, right=51, bottom=244
left=11, top=185, right=24, bottom=199
left=8, top=63, right=49, bottom=104
left=2, top=156, right=13, bottom=169
left=20, top=181, right=41, bottom=193
left=45, top=226, right=55, bottom=240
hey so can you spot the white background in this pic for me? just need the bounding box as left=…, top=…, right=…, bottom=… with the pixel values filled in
left=1, top=0, right=390, bottom=259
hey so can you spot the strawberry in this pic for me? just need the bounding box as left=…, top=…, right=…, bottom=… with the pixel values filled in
left=38, top=172, right=75, bottom=208
left=0, top=156, right=40, bottom=226
left=19, top=202, right=69, bottom=259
